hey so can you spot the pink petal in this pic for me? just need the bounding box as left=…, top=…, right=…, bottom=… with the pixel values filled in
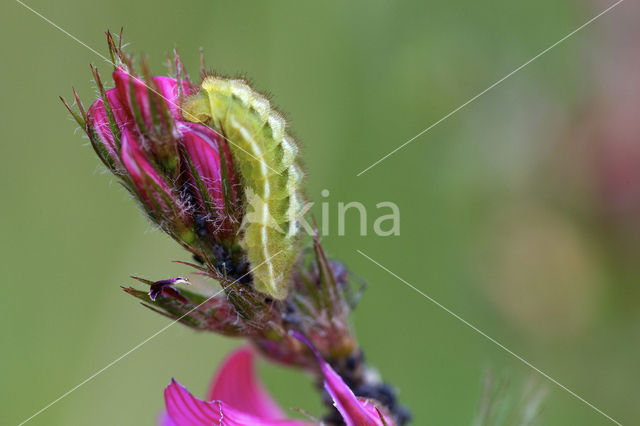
left=321, top=362, right=387, bottom=426
left=86, top=82, right=133, bottom=145
left=113, top=71, right=192, bottom=131
left=358, top=399, right=394, bottom=424
left=120, top=128, right=172, bottom=211
left=153, top=76, right=193, bottom=118
left=164, top=379, right=309, bottom=426
left=291, top=332, right=394, bottom=426
left=105, top=85, right=135, bottom=130
left=113, top=70, right=154, bottom=129
left=206, top=346, right=285, bottom=421
left=157, top=410, right=176, bottom=426
left=179, top=122, right=226, bottom=212
left=86, top=98, right=118, bottom=160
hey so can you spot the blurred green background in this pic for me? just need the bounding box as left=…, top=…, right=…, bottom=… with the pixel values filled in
left=2, top=0, right=639, bottom=424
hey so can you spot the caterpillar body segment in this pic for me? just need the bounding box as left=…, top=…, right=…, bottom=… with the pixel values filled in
left=182, top=76, right=303, bottom=299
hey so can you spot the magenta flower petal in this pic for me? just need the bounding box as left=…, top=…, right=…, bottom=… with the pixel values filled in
left=164, top=379, right=309, bottom=426
left=113, top=70, right=155, bottom=130
left=179, top=122, right=226, bottom=211
left=164, top=379, right=226, bottom=426
left=113, top=70, right=193, bottom=130
left=120, top=128, right=172, bottom=211
left=206, top=346, right=285, bottom=420
left=105, top=85, right=135, bottom=130
left=321, top=363, right=388, bottom=426
left=152, top=76, right=193, bottom=118
left=86, top=98, right=119, bottom=161
left=291, top=331, right=394, bottom=426
left=157, top=411, right=176, bottom=426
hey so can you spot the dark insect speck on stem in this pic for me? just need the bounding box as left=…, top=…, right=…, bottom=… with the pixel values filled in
left=194, top=214, right=207, bottom=237
left=345, top=352, right=359, bottom=372
left=281, top=301, right=302, bottom=324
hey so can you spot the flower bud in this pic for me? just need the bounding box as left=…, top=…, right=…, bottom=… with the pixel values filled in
left=179, top=121, right=239, bottom=236
left=120, top=129, right=177, bottom=212
left=82, top=64, right=129, bottom=173
left=66, top=33, right=241, bottom=253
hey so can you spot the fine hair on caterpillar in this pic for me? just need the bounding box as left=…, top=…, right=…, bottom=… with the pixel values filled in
left=182, top=75, right=304, bottom=300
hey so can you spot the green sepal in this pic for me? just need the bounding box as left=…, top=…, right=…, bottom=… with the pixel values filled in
left=59, top=96, right=85, bottom=129
left=122, top=284, right=245, bottom=336
left=86, top=126, right=118, bottom=171
left=313, top=233, right=339, bottom=316
left=216, top=133, right=237, bottom=222
left=123, top=286, right=202, bottom=329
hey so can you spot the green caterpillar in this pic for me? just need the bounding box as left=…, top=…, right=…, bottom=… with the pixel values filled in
left=183, top=76, right=303, bottom=300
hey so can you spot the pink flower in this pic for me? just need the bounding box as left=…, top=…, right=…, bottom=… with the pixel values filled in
left=163, top=347, right=308, bottom=426
left=86, top=70, right=195, bottom=173
left=162, top=345, right=394, bottom=426
left=71, top=43, right=239, bottom=243
left=83, top=71, right=192, bottom=234
left=86, top=69, right=236, bottom=212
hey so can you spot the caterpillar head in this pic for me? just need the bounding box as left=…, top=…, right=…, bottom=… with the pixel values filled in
left=181, top=92, right=211, bottom=124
